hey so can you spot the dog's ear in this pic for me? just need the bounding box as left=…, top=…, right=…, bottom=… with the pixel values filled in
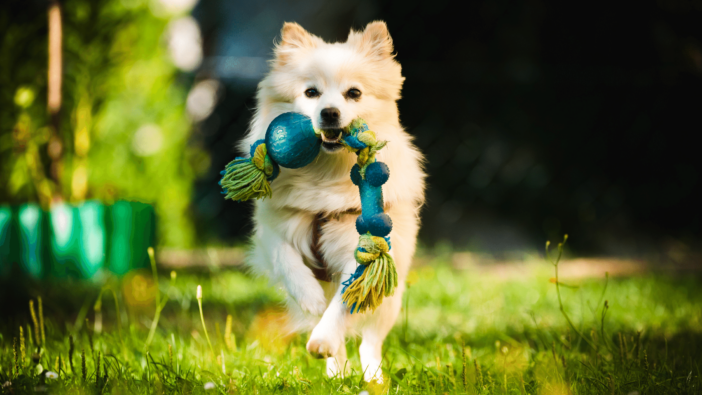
left=349, top=21, right=394, bottom=60
left=280, top=22, right=315, bottom=49
left=275, top=22, right=317, bottom=66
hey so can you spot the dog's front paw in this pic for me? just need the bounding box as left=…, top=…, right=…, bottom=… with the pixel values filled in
left=363, top=360, right=384, bottom=383
left=298, top=293, right=327, bottom=316
left=306, top=329, right=342, bottom=359
left=287, top=278, right=326, bottom=315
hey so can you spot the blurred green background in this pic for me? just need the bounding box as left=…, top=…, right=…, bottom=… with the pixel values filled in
left=1, top=0, right=701, bottom=261
left=1, top=0, right=201, bottom=250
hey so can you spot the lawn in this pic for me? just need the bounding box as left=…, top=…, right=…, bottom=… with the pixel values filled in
left=1, top=244, right=701, bottom=394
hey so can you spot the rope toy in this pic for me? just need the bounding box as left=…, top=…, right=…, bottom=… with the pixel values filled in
left=220, top=113, right=396, bottom=314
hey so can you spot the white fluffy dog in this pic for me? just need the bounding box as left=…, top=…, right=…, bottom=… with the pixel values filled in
left=239, top=21, right=425, bottom=382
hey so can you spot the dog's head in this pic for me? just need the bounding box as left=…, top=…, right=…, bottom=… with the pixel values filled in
left=262, top=21, right=404, bottom=153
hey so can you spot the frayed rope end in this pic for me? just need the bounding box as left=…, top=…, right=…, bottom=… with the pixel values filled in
left=341, top=235, right=398, bottom=314
left=220, top=142, right=279, bottom=202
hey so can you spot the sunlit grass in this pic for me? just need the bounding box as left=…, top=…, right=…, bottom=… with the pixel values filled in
left=1, top=249, right=701, bottom=394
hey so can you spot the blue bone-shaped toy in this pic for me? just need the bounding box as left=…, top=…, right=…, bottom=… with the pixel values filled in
left=220, top=113, right=397, bottom=313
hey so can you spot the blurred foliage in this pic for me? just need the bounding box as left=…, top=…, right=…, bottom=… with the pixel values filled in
left=0, top=0, right=203, bottom=247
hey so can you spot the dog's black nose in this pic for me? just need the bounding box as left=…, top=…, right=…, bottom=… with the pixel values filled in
left=321, top=107, right=340, bottom=123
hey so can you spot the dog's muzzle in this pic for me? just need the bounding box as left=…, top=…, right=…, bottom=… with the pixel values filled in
left=320, top=129, right=344, bottom=152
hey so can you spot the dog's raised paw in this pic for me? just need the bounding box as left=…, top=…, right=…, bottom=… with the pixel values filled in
left=298, top=295, right=326, bottom=316
left=293, top=284, right=327, bottom=315
left=306, top=336, right=340, bottom=359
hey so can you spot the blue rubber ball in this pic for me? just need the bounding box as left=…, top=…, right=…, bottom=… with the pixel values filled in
left=265, top=113, right=321, bottom=169
left=365, top=162, right=390, bottom=187
left=367, top=213, right=393, bottom=237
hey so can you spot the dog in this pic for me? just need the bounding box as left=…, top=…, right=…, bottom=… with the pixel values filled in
left=239, top=21, right=425, bottom=382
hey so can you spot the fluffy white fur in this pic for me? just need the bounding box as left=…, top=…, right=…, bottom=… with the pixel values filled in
left=239, top=21, right=425, bottom=382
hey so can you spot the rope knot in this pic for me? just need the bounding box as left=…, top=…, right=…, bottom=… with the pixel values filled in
left=354, top=234, right=390, bottom=264
left=220, top=140, right=278, bottom=202
left=357, top=131, right=377, bottom=146
left=251, top=143, right=276, bottom=177
left=343, top=233, right=398, bottom=313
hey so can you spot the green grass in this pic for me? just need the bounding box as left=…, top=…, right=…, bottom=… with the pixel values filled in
left=1, top=248, right=701, bottom=394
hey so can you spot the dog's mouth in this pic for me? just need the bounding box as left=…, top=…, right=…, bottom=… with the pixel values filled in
left=320, top=128, right=344, bottom=152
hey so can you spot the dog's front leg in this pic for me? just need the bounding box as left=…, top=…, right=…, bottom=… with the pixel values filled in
left=306, top=260, right=355, bottom=377
left=256, top=226, right=327, bottom=316
left=275, top=243, right=328, bottom=316
left=359, top=281, right=404, bottom=383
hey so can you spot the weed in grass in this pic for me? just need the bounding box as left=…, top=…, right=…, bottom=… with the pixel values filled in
left=38, top=296, right=45, bottom=347
left=547, top=234, right=596, bottom=350
left=85, top=318, right=93, bottom=356
left=18, top=327, right=25, bottom=365
left=461, top=344, right=467, bottom=391
left=81, top=348, right=86, bottom=383
left=12, top=337, right=18, bottom=377
left=196, top=284, right=215, bottom=357
left=619, top=332, right=625, bottom=364
left=225, top=314, right=236, bottom=352
left=168, top=343, right=173, bottom=372
left=94, top=290, right=103, bottom=335
left=145, top=247, right=174, bottom=350
left=474, top=359, right=483, bottom=391
left=95, top=351, right=101, bottom=388
left=68, top=335, right=74, bottom=374
left=29, top=300, right=39, bottom=349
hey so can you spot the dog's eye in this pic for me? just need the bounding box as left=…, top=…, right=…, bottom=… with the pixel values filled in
left=346, top=88, right=362, bottom=100
left=304, top=88, right=320, bottom=98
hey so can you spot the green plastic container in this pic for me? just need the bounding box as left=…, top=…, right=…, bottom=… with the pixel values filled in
left=0, top=200, right=155, bottom=281
left=0, top=205, right=13, bottom=278
left=17, top=204, right=46, bottom=279
left=49, top=202, right=107, bottom=279
left=106, top=201, right=156, bottom=276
